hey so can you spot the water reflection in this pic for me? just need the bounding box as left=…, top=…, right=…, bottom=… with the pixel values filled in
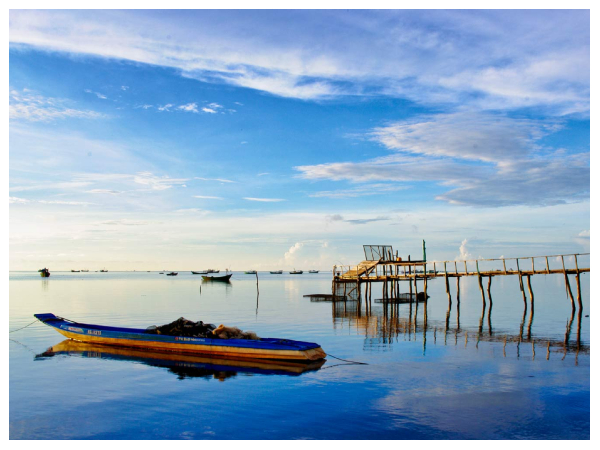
left=327, top=291, right=587, bottom=359
left=35, top=340, right=324, bottom=380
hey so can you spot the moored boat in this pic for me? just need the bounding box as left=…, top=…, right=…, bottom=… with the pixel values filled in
left=38, top=268, right=50, bottom=278
left=166, top=272, right=178, bottom=276
left=33, top=314, right=326, bottom=361
left=270, top=270, right=283, bottom=274
left=245, top=270, right=257, bottom=274
left=100, top=269, right=108, bottom=272
left=191, top=271, right=208, bottom=274
left=71, top=270, right=80, bottom=272
left=202, top=274, right=232, bottom=282
left=308, top=270, right=319, bottom=273
left=290, top=270, right=303, bottom=274
left=207, top=269, right=220, bottom=273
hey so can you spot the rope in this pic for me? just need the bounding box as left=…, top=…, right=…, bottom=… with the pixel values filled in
left=325, top=353, right=368, bottom=365
left=9, top=320, right=39, bottom=334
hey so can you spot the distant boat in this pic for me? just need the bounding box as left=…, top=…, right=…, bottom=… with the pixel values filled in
left=166, top=272, right=178, bottom=276
left=191, top=271, right=208, bottom=275
left=202, top=274, right=232, bottom=282
left=81, top=270, right=89, bottom=272
left=245, top=270, right=257, bottom=274
left=308, top=270, right=319, bottom=274
left=290, top=270, right=303, bottom=274
left=38, top=268, right=50, bottom=278
left=71, top=270, right=80, bottom=273
left=207, top=269, right=220, bottom=273
left=100, top=269, right=108, bottom=272
left=270, top=270, right=283, bottom=274
left=159, top=272, right=164, bottom=274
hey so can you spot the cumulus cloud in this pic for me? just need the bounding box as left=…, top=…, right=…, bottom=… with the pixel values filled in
left=284, top=242, right=304, bottom=262
left=456, top=239, right=473, bottom=260
left=201, top=107, right=217, bottom=113
left=177, top=103, right=198, bottom=113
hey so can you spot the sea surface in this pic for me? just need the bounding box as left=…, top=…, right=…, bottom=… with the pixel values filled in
left=9, top=270, right=590, bottom=439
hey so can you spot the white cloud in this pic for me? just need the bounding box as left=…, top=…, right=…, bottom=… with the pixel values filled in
left=7, top=10, right=588, bottom=110
left=195, top=177, right=236, bottom=183
left=194, top=195, right=223, bottom=200
left=85, top=189, right=122, bottom=195
left=121, top=86, right=129, bottom=91
left=310, top=184, right=407, bottom=199
left=456, top=239, right=473, bottom=261
left=297, top=113, right=589, bottom=207
left=244, top=197, right=285, bottom=202
left=133, top=172, right=188, bottom=191
left=84, top=89, right=107, bottom=99
left=9, top=89, right=105, bottom=122
left=38, top=200, right=94, bottom=206
left=158, top=104, right=173, bottom=111
left=9, top=196, right=30, bottom=204
left=201, top=107, right=217, bottom=114
left=578, top=230, right=590, bottom=238
left=177, top=103, right=198, bottom=113
left=207, top=102, right=223, bottom=109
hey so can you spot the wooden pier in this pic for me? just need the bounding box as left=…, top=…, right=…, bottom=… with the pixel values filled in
left=333, top=245, right=589, bottom=312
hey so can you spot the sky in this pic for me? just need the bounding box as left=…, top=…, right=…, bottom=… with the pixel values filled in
left=8, top=9, right=590, bottom=270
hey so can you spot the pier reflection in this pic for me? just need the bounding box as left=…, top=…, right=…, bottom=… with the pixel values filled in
left=35, top=340, right=324, bottom=380
left=325, top=294, right=587, bottom=359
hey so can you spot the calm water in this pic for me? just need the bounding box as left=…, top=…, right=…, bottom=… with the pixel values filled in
left=10, top=271, right=590, bottom=439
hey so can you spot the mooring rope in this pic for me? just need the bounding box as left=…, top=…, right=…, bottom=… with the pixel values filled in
left=325, top=353, right=368, bottom=365
left=9, top=320, right=39, bottom=334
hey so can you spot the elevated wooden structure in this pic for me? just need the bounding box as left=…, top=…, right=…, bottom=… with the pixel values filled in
left=333, top=245, right=590, bottom=312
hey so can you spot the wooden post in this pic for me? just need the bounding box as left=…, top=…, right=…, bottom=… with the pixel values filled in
left=526, top=275, right=535, bottom=340
left=478, top=274, right=486, bottom=305
left=487, top=276, right=493, bottom=304
left=454, top=261, right=458, bottom=274
left=531, top=257, right=535, bottom=273
left=424, top=276, right=428, bottom=303
left=456, top=277, right=460, bottom=303
left=503, top=258, right=507, bottom=274
left=575, top=272, right=582, bottom=311
left=562, top=255, right=575, bottom=311
left=464, top=260, right=468, bottom=274
left=545, top=257, right=550, bottom=274
left=256, top=272, right=259, bottom=295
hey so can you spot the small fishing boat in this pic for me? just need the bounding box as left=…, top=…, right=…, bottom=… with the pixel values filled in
left=290, top=270, right=303, bottom=274
left=202, top=274, right=232, bottom=282
left=81, top=270, right=89, bottom=272
left=191, top=271, right=208, bottom=275
left=166, top=272, right=178, bottom=276
left=308, top=270, right=319, bottom=274
left=33, top=314, right=326, bottom=361
left=100, top=269, right=108, bottom=272
left=38, top=268, right=50, bottom=278
left=207, top=269, right=220, bottom=273
left=71, top=270, right=80, bottom=273
left=245, top=270, right=257, bottom=274
left=159, top=272, right=164, bottom=274
left=270, top=270, right=283, bottom=274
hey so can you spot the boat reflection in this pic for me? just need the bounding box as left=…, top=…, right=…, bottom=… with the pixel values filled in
left=35, top=340, right=325, bottom=381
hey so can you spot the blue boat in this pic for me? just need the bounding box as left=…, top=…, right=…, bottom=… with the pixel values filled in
left=34, top=314, right=326, bottom=361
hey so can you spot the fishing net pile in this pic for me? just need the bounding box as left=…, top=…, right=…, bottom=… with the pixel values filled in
left=145, top=317, right=259, bottom=340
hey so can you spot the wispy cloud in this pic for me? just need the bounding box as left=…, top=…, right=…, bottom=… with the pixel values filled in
left=84, top=89, right=107, bottom=99
left=158, top=104, right=173, bottom=111
left=133, top=172, right=188, bottom=191
left=9, top=196, right=30, bottom=204
left=325, top=214, right=390, bottom=225
left=10, top=196, right=94, bottom=206
left=194, top=177, right=236, bottom=183
left=8, top=10, right=589, bottom=111
left=310, top=184, right=407, bottom=199
left=194, top=195, right=223, bottom=200
left=85, top=189, right=122, bottom=195
left=297, top=112, right=589, bottom=207
left=244, top=197, right=285, bottom=202
left=9, top=89, right=104, bottom=122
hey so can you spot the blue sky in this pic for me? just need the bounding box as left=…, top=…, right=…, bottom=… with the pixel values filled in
left=9, top=9, right=590, bottom=270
